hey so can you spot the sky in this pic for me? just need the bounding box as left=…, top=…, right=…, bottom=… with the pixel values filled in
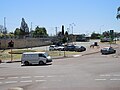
left=0, top=0, right=120, bottom=35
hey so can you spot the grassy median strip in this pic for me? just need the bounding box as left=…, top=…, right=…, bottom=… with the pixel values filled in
left=0, top=49, right=80, bottom=61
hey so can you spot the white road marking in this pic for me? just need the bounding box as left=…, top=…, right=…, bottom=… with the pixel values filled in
left=21, top=76, right=31, bottom=79
left=36, top=80, right=47, bottom=82
left=8, top=77, right=19, bottom=79
left=5, top=81, right=18, bottom=84
left=100, top=74, right=111, bottom=77
left=34, top=76, right=45, bottom=78
left=47, top=76, right=55, bottom=77
left=0, top=82, right=3, bottom=84
left=110, top=79, right=120, bottom=81
left=20, top=80, right=32, bottom=83
left=113, top=74, right=120, bottom=77
left=0, top=78, right=5, bottom=80
left=51, top=80, right=61, bottom=82
left=95, top=79, right=107, bottom=81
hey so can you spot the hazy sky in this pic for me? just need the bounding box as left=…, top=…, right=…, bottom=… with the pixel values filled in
left=0, top=0, right=120, bottom=35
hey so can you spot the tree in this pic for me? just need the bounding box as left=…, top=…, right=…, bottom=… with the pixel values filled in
left=116, top=7, right=120, bottom=19
left=20, top=18, right=29, bottom=37
left=14, top=28, right=21, bottom=38
left=102, top=31, right=110, bottom=38
left=62, top=25, right=64, bottom=35
left=33, top=26, right=48, bottom=37
left=91, top=32, right=100, bottom=39
left=0, top=25, right=4, bottom=33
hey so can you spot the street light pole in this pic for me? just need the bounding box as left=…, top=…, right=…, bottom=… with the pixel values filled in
left=69, top=23, right=75, bottom=44
left=100, top=25, right=104, bottom=39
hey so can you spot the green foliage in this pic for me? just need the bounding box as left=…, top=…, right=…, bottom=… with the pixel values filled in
left=117, top=7, right=120, bottom=19
left=33, top=26, right=48, bottom=37
left=14, top=28, right=21, bottom=36
left=91, top=32, right=101, bottom=39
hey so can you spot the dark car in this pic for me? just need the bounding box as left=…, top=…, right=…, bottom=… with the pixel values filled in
left=75, top=45, right=86, bottom=52
left=64, top=45, right=76, bottom=51
left=101, top=47, right=116, bottom=55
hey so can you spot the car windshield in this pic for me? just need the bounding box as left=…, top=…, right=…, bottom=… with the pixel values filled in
left=44, top=53, right=49, bottom=57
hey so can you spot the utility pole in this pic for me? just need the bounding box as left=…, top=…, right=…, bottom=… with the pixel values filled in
left=3, top=17, right=7, bottom=34
left=55, top=27, right=58, bottom=36
left=30, top=22, right=32, bottom=32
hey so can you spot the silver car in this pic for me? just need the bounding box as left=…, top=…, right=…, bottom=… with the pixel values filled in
left=101, top=47, right=116, bottom=55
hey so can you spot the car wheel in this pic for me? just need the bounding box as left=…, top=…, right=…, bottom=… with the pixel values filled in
left=39, top=61, right=45, bottom=65
left=24, top=61, right=29, bottom=66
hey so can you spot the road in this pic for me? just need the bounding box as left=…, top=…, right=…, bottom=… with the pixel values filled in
left=0, top=48, right=120, bottom=90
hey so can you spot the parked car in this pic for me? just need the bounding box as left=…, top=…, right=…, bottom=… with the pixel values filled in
left=64, top=45, right=76, bottom=51
left=49, top=45, right=58, bottom=51
left=21, top=52, right=52, bottom=65
left=101, top=47, right=116, bottom=55
left=56, top=46, right=64, bottom=51
left=75, top=45, right=86, bottom=52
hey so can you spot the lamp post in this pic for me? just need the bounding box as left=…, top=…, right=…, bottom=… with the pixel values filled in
left=69, top=23, right=76, bottom=44
left=100, top=25, right=104, bottom=39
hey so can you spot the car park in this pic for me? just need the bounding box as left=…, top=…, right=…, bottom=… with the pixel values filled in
left=21, top=52, right=52, bottom=65
left=101, top=47, right=116, bottom=55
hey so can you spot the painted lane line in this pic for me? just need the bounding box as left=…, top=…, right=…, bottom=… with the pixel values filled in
left=0, top=78, right=5, bottom=80
left=51, top=80, right=61, bottom=82
left=113, top=75, right=120, bottom=77
left=21, top=76, right=31, bottom=79
left=95, top=79, right=107, bottom=81
left=20, top=80, right=32, bottom=83
left=110, top=79, right=120, bottom=81
left=34, top=76, right=45, bottom=78
left=36, top=80, right=47, bottom=82
left=8, top=77, right=19, bottom=79
left=5, top=81, right=18, bottom=84
left=100, top=74, right=111, bottom=77
left=0, top=82, right=3, bottom=84
left=47, top=76, right=55, bottom=78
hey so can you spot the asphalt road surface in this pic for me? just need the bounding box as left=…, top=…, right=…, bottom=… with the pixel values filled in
left=0, top=50, right=120, bottom=90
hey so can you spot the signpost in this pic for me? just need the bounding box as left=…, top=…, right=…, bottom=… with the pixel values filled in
left=8, top=40, right=14, bottom=62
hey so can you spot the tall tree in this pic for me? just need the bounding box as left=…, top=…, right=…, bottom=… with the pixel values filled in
left=62, top=25, right=64, bottom=35
left=20, top=18, right=29, bottom=36
left=116, top=7, right=120, bottom=19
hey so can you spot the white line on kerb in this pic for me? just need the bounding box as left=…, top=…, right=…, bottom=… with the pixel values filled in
left=21, top=76, right=31, bottom=79
left=73, top=55, right=80, bottom=57
left=20, top=80, right=32, bottom=83
left=5, top=81, right=18, bottom=84
left=95, top=79, right=107, bottom=81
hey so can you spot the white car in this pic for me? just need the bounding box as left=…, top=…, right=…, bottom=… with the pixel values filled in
left=21, top=52, right=52, bottom=65
left=49, top=45, right=58, bottom=51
